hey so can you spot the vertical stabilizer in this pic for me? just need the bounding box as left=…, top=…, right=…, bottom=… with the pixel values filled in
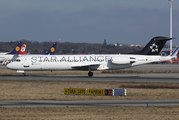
left=7, top=42, right=22, bottom=55
left=170, top=47, right=178, bottom=58
left=140, top=36, right=172, bottom=55
left=19, top=43, right=27, bottom=55
left=43, top=43, right=57, bottom=55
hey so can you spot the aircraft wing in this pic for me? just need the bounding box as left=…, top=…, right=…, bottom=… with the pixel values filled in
left=71, top=63, right=101, bottom=68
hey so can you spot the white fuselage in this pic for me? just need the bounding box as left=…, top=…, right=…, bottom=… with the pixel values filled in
left=0, top=53, right=14, bottom=62
left=6, top=54, right=171, bottom=71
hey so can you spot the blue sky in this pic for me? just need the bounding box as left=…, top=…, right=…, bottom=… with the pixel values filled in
left=0, top=0, right=178, bottom=45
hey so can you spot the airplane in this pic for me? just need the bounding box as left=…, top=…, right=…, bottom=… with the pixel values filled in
left=1, top=43, right=27, bottom=65
left=6, top=36, right=178, bottom=77
left=0, top=42, right=22, bottom=64
left=0, top=42, right=56, bottom=65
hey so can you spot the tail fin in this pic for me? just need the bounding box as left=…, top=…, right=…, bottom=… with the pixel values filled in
left=170, top=47, right=179, bottom=59
left=7, top=42, right=22, bottom=54
left=19, top=43, right=27, bottom=55
left=43, top=43, right=57, bottom=55
left=140, top=36, right=172, bottom=55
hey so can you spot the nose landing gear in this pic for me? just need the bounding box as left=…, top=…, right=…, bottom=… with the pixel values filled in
left=22, top=73, right=26, bottom=76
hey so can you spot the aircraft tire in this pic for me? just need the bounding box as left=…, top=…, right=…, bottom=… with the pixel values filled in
left=88, top=72, right=93, bottom=77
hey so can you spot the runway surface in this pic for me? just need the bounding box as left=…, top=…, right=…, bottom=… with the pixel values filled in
left=1, top=100, right=179, bottom=107
left=0, top=64, right=179, bottom=107
left=126, top=64, right=179, bottom=71
left=1, top=74, right=179, bottom=83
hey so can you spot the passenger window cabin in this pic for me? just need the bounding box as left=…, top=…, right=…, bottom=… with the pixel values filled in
left=16, top=59, right=21, bottom=62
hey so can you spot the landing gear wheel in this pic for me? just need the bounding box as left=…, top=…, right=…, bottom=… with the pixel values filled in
left=88, top=72, right=93, bottom=77
left=22, top=73, right=26, bottom=76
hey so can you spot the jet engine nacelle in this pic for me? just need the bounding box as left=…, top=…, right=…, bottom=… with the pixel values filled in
left=111, top=56, right=136, bottom=64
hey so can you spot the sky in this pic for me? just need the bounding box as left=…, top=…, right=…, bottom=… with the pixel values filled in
left=0, top=0, right=179, bottom=45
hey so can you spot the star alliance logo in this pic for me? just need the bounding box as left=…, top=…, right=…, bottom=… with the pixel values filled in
left=150, top=43, right=158, bottom=52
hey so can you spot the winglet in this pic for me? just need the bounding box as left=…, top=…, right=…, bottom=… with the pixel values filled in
left=7, top=42, right=22, bottom=54
left=43, top=43, right=57, bottom=55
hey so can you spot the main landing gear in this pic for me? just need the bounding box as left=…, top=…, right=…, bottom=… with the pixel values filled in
left=88, top=71, right=93, bottom=77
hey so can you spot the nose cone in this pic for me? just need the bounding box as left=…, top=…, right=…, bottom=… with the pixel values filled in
left=6, top=63, right=13, bottom=69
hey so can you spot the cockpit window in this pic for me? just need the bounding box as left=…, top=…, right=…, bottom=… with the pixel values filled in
left=16, top=59, right=21, bottom=62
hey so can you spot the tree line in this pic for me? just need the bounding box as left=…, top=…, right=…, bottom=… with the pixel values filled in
left=0, top=39, right=143, bottom=54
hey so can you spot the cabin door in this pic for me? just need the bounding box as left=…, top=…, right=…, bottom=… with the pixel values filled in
left=23, top=57, right=29, bottom=67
